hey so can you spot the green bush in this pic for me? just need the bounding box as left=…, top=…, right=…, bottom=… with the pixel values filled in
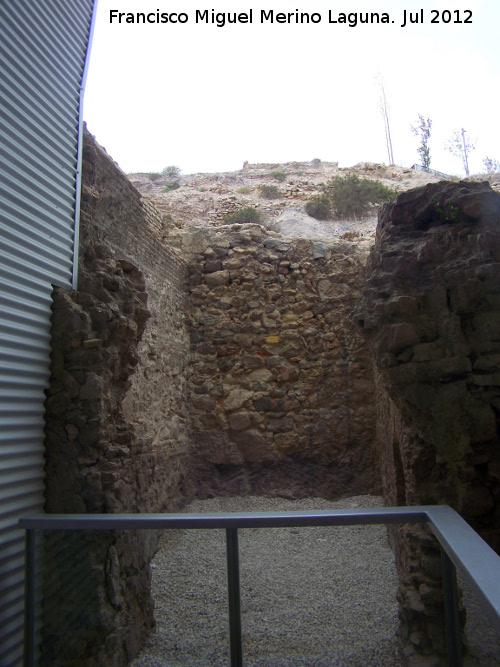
left=224, top=206, right=262, bottom=224
left=311, top=158, right=321, bottom=165
left=270, top=170, right=286, bottom=182
left=163, top=181, right=180, bottom=192
left=236, top=186, right=252, bottom=194
left=323, top=175, right=396, bottom=218
left=162, top=165, right=181, bottom=180
left=305, top=195, right=331, bottom=220
left=148, top=172, right=161, bottom=181
left=259, top=184, right=281, bottom=199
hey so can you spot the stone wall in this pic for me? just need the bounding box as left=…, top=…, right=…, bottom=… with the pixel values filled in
left=43, top=129, right=193, bottom=665
left=355, top=180, right=500, bottom=664
left=185, top=224, right=380, bottom=498
left=80, top=128, right=193, bottom=501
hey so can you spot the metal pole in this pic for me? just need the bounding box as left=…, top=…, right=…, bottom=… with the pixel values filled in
left=441, top=547, right=463, bottom=667
left=24, top=529, right=36, bottom=667
left=226, top=528, right=243, bottom=667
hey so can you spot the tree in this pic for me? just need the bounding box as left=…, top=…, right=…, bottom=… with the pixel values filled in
left=446, top=129, right=476, bottom=177
left=483, top=156, right=500, bottom=174
left=161, top=165, right=181, bottom=180
left=377, top=75, right=394, bottom=165
left=411, top=114, right=432, bottom=168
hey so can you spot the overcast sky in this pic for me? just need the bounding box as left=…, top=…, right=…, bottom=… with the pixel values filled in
left=84, top=0, right=500, bottom=176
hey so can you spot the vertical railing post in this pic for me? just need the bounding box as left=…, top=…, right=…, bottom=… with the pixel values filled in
left=226, top=528, right=243, bottom=667
left=441, top=547, right=463, bottom=667
left=24, top=528, right=36, bottom=667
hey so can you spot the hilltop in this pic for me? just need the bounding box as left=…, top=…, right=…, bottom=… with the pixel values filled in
left=128, top=160, right=449, bottom=244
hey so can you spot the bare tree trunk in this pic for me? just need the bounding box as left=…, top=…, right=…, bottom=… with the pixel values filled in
left=378, top=77, right=394, bottom=165
left=461, top=128, right=470, bottom=177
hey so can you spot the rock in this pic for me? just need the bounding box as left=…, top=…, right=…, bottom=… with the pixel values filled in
left=312, top=241, right=327, bottom=259
left=386, top=323, right=420, bottom=355
left=223, top=388, right=253, bottom=411
left=105, top=546, right=124, bottom=608
left=227, top=412, right=252, bottom=431
left=266, top=417, right=294, bottom=432
left=317, top=278, right=350, bottom=301
left=205, top=270, right=230, bottom=287
left=205, top=259, right=223, bottom=273
left=253, top=396, right=275, bottom=411
left=242, top=355, right=265, bottom=369
left=281, top=312, right=299, bottom=323
left=79, top=373, right=104, bottom=400
left=274, top=365, right=299, bottom=382
left=192, top=395, right=217, bottom=412
left=248, top=369, right=273, bottom=383
left=83, top=338, right=103, bottom=348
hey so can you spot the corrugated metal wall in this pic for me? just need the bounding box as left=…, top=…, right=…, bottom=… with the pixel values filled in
left=0, top=1, right=95, bottom=664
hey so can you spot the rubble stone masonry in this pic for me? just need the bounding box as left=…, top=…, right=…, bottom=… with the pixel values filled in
left=185, top=225, right=379, bottom=497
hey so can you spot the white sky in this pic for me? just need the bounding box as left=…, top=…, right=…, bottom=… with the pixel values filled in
left=84, top=0, right=500, bottom=176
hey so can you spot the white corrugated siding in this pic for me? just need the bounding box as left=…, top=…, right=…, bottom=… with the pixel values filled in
left=0, top=1, right=95, bottom=664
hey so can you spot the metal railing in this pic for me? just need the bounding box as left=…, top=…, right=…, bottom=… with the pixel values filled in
left=19, top=505, right=500, bottom=667
left=411, top=163, right=451, bottom=178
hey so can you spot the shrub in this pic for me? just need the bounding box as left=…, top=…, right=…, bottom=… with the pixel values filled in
left=323, top=175, right=396, bottom=218
left=305, top=195, right=331, bottom=220
left=224, top=206, right=262, bottom=224
left=236, top=186, right=252, bottom=194
left=311, top=158, right=321, bottom=165
left=161, top=165, right=181, bottom=180
left=270, top=171, right=286, bottom=182
left=259, top=184, right=281, bottom=199
left=163, top=181, right=180, bottom=192
left=149, top=172, right=161, bottom=181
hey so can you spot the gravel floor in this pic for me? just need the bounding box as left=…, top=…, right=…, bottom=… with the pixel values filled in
left=131, top=495, right=403, bottom=666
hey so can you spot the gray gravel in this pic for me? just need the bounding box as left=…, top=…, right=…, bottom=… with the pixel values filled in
left=131, top=495, right=403, bottom=666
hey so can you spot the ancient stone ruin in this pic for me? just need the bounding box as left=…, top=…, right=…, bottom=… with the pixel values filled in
left=43, top=129, right=500, bottom=665
left=355, top=180, right=500, bottom=660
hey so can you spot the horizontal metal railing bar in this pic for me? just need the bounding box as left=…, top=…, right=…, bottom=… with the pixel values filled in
left=19, top=506, right=431, bottom=530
